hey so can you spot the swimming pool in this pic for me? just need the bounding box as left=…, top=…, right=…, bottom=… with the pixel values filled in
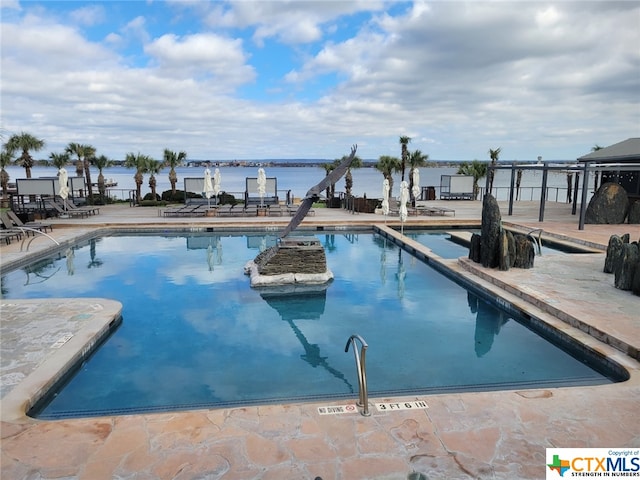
left=2, top=231, right=623, bottom=419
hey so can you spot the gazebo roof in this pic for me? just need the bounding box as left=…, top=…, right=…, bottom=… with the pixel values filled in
left=578, top=137, right=640, bottom=163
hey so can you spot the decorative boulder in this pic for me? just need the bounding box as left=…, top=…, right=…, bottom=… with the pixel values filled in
left=512, top=234, right=535, bottom=269
left=498, top=230, right=510, bottom=271
left=585, top=182, right=629, bottom=224
left=480, top=194, right=501, bottom=268
left=628, top=201, right=640, bottom=224
left=614, top=243, right=640, bottom=291
left=604, top=234, right=629, bottom=274
left=498, top=230, right=517, bottom=271
left=632, top=263, right=640, bottom=296
left=469, top=233, right=482, bottom=263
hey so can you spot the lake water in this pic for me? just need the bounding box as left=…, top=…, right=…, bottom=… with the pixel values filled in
left=4, top=164, right=571, bottom=201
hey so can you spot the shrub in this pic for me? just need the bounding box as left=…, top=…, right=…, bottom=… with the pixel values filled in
left=218, top=191, right=238, bottom=206
left=139, top=200, right=168, bottom=207
left=143, top=193, right=161, bottom=202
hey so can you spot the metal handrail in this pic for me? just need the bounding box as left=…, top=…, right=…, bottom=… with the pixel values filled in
left=344, top=334, right=370, bottom=416
left=527, top=228, right=543, bottom=255
left=14, top=226, right=60, bottom=252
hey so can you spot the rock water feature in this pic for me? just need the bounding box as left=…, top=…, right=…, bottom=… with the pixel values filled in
left=469, top=194, right=535, bottom=271
left=244, top=145, right=357, bottom=289
left=244, top=237, right=333, bottom=288
left=604, top=233, right=640, bottom=296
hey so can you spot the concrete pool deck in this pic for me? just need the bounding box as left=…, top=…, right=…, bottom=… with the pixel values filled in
left=1, top=200, right=639, bottom=479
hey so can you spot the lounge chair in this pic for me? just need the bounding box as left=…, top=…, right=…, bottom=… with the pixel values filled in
left=415, top=206, right=456, bottom=217
left=243, top=205, right=258, bottom=217
left=44, top=198, right=89, bottom=218
left=286, top=205, right=315, bottom=217
left=268, top=205, right=284, bottom=216
left=0, top=229, right=23, bottom=245
left=1, top=210, right=53, bottom=234
left=57, top=198, right=100, bottom=215
left=216, top=205, right=236, bottom=217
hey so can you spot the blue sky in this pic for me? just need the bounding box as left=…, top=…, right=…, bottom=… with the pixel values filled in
left=1, top=0, right=639, bottom=161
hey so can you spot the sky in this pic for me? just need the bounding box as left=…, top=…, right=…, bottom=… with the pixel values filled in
left=1, top=0, right=639, bottom=162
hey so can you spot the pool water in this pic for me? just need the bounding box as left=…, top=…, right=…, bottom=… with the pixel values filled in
left=2, top=232, right=619, bottom=419
left=406, top=231, right=472, bottom=258
left=406, top=230, right=589, bottom=259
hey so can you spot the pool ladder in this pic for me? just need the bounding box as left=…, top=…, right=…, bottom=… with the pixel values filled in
left=527, top=228, right=543, bottom=256
left=345, top=334, right=370, bottom=416
left=16, top=226, right=60, bottom=252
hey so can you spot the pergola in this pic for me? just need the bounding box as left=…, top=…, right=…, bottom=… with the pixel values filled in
left=486, top=138, right=640, bottom=230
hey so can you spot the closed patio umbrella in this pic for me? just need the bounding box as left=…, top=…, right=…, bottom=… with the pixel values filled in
left=203, top=168, right=214, bottom=207
left=381, top=178, right=390, bottom=217
left=257, top=168, right=267, bottom=206
left=399, top=180, right=409, bottom=234
left=58, top=168, right=70, bottom=214
left=213, top=168, right=221, bottom=205
left=412, top=168, right=420, bottom=201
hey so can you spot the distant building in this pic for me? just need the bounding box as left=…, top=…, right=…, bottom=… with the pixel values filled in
left=578, top=138, right=640, bottom=200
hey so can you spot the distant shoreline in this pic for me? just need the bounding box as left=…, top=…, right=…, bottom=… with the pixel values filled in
left=18, top=159, right=574, bottom=169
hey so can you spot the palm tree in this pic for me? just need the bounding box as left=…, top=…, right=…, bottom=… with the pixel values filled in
left=125, top=152, right=151, bottom=204
left=164, top=149, right=187, bottom=197
left=147, top=159, right=163, bottom=200
left=0, top=144, right=16, bottom=203
left=66, top=143, right=96, bottom=201
left=321, top=160, right=341, bottom=200
left=49, top=151, right=70, bottom=170
left=488, top=147, right=501, bottom=194
left=407, top=149, right=429, bottom=204
left=375, top=155, right=401, bottom=200
left=92, top=154, right=112, bottom=201
left=6, top=132, right=45, bottom=178
left=399, top=135, right=411, bottom=181
left=343, top=154, right=363, bottom=197
left=457, top=160, right=488, bottom=200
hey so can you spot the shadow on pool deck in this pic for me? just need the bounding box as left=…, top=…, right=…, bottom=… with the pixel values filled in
left=1, top=201, right=639, bottom=479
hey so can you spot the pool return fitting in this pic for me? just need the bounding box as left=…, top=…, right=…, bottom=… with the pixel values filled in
left=345, top=334, right=370, bottom=416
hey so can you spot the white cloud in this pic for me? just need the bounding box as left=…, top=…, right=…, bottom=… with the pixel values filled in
left=144, top=33, right=255, bottom=84
left=0, top=1, right=638, bottom=161
left=0, top=0, right=20, bottom=10
left=69, top=4, right=106, bottom=26
left=121, top=15, right=150, bottom=44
